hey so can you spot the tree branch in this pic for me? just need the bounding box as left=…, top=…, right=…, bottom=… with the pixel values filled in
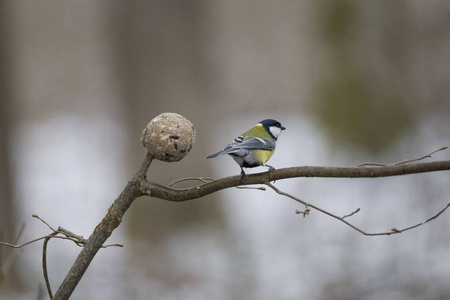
left=142, top=160, right=450, bottom=202
left=44, top=159, right=450, bottom=299
left=52, top=151, right=153, bottom=300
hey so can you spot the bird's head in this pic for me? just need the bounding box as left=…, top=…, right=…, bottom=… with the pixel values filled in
left=259, top=119, right=286, bottom=140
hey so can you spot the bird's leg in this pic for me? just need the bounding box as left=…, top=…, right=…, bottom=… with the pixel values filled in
left=265, top=164, right=275, bottom=171
left=265, top=164, right=276, bottom=182
left=240, top=167, right=246, bottom=183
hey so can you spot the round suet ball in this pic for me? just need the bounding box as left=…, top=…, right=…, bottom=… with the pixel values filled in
left=141, top=112, right=196, bottom=162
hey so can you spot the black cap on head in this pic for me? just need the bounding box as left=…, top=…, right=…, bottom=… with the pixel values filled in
left=259, top=119, right=286, bottom=130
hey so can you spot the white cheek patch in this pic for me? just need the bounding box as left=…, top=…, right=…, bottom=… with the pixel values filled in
left=269, top=126, right=282, bottom=138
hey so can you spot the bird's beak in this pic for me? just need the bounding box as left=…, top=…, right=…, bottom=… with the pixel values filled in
left=281, top=126, right=286, bottom=130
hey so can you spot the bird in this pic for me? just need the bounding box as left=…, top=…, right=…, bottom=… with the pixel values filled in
left=206, top=119, right=286, bottom=180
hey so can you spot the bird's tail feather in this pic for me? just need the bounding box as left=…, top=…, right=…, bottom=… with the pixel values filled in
left=206, top=148, right=236, bottom=159
left=206, top=151, right=225, bottom=159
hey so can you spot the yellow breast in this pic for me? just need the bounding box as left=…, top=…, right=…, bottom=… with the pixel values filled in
left=252, top=148, right=275, bottom=165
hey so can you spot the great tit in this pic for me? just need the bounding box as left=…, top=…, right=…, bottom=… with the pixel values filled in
left=206, top=119, right=286, bottom=179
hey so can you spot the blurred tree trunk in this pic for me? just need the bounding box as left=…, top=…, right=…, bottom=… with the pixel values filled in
left=109, top=0, right=229, bottom=285
left=111, top=1, right=226, bottom=225
left=0, top=0, right=22, bottom=290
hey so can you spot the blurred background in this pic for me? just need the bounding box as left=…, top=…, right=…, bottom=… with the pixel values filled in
left=1, top=1, right=450, bottom=299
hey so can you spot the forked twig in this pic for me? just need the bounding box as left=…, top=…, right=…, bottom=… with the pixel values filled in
left=265, top=182, right=450, bottom=236
left=265, top=182, right=369, bottom=235
left=0, top=215, right=123, bottom=299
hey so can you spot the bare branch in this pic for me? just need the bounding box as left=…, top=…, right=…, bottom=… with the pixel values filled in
left=43, top=156, right=450, bottom=299
left=143, top=160, right=450, bottom=202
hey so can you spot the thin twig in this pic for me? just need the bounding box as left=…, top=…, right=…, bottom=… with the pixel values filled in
left=4, top=234, right=120, bottom=249
left=236, top=186, right=266, bottom=191
left=342, top=208, right=361, bottom=219
left=0, top=223, right=26, bottom=285
left=0, top=236, right=50, bottom=248
left=57, top=227, right=86, bottom=246
left=424, top=202, right=450, bottom=223
left=169, top=177, right=267, bottom=191
left=43, top=231, right=58, bottom=299
left=169, top=177, right=214, bottom=187
left=358, top=146, right=448, bottom=167
left=102, top=243, right=124, bottom=248
left=388, top=202, right=450, bottom=234
left=33, top=214, right=57, bottom=232
left=394, top=146, right=448, bottom=166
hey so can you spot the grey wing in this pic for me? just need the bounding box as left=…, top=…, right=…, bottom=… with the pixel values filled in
left=229, top=136, right=275, bottom=150
left=206, top=136, right=275, bottom=159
